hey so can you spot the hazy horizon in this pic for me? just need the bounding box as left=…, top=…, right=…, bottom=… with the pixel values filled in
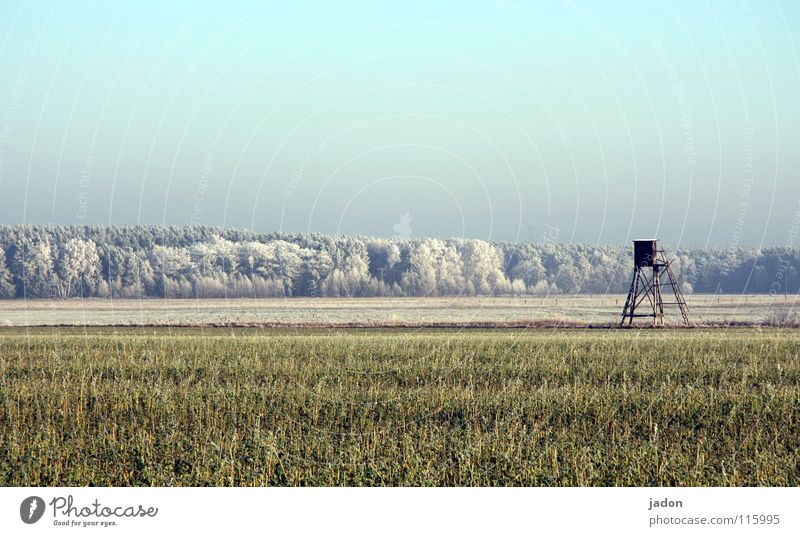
left=1, top=1, right=798, bottom=247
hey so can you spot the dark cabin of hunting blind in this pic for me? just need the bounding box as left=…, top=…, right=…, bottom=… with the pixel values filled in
left=633, top=239, right=658, bottom=267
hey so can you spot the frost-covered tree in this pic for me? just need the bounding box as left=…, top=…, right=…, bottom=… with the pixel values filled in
left=0, top=225, right=796, bottom=298
left=11, top=237, right=58, bottom=298
left=0, top=248, right=15, bottom=298
left=401, top=241, right=438, bottom=295
left=510, top=254, right=546, bottom=287
left=458, top=240, right=509, bottom=295
left=56, top=238, right=101, bottom=298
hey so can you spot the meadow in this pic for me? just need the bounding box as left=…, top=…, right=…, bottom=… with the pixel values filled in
left=0, top=327, right=798, bottom=486
left=0, top=294, right=797, bottom=327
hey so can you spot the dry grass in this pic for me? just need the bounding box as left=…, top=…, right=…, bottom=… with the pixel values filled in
left=0, top=327, right=798, bottom=486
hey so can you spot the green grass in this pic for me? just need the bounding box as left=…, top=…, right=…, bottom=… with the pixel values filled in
left=0, top=327, right=798, bottom=486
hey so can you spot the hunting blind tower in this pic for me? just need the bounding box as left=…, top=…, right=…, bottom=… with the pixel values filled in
left=620, top=239, right=690, bottom=326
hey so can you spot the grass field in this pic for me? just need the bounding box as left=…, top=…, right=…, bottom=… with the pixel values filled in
left=1, top=327, right=798, bottom=486
left=0, top=294, right=798, bottom=327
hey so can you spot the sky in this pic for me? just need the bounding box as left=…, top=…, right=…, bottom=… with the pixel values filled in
left=0, top=0, right=798, bottom=247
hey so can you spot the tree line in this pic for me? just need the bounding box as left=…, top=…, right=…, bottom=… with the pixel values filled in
left=0, top=225, right=796, bottom=299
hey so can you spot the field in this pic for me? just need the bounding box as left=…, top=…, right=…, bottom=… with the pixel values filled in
left=0, top=294, right=797, bottom=327
left=1, top=326, right=798, bottom=486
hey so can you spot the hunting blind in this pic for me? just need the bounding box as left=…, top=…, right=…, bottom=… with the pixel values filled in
left=620, top=239, right=690, bottom=326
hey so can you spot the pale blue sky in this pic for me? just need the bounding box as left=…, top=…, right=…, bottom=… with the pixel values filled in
left=0, top=1, right=798, bottom=246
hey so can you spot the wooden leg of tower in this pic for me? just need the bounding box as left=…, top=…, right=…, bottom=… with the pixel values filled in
left=620, top=269, right=637, bottom=326
left=651, top=267, right=657, bottom=325
left=665, top=261, right=690, bottom=326
left=654, top=266, right=665, bottom=325
left=628, top=270, right=637, bottom=325
left=635, top=270, right=655, bottom=323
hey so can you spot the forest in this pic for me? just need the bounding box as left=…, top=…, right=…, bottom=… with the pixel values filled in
left=0, top=225, right=796, bottom=299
